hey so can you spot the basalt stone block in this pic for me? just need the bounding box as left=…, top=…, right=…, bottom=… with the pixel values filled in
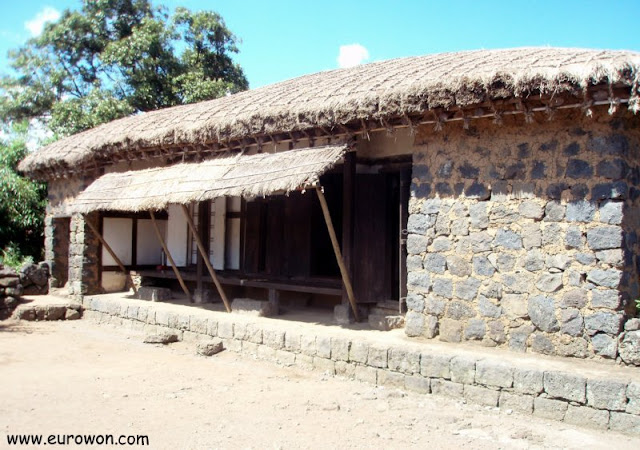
left=531, top=333, right=555, bottom=355
left=544, top=372, right=586, bottom=403
left=464, top=319, right=486, bottom=340
left=423, top=253, right=447, bottom=274
left=588, top=134, right=629, bottom=156
left=478, top=295, right=501, bottom=318
left=519, top=200, right=544, bottom=219
left=586, top=268, right=621, bottom=288
left=599, top=201, right=623, bottom=225
left=473, top=255, right=495, bottom=277
left=422, top=198, right=441, bottom=214
left=407, top=271, right=431, bottom=292
left=439, top=319, right=462, bottom=343
left=469, top=202, right=489, bottom=229
left=560, top=308, right=584, bottom=336
left=502, top=294, right=528, bottom=319
left=454, top=278, right=481, bottom=301
left=431, top=279, right=453, bottom=300
left=445, top=301, right=476, bottom=320
left=435, top=182, right=452, bottom=196
left=431, top=236, right=452, bottom=252
left=534, top=397, right=568, bottom=420
left=584, top=312, right=624, bottom=335
left=565, top=226, right=584, bottom=248
left=563, top=141, right=580, bottom=156
left=407, top=213, right=435, bottom=234
left=546, top=183, right=567, bottom=200
left=404, top=311, right=425, bottom=337
left=446, top=255, right=471, bottom=277
left=137, top=286, right=172, bottom=302
left=566, top=200, right=596, bottom=222
left=619, top=330, right=640, bottom=365
left=406, top=293, right=425, bottom=312
left=528, top=295, right=559, bottom=332
left=587, top=380, right=628, bottom=411
left=586, top=226, right=623, bottom=250
left=465, top=182, right=490, bottom=200
left=424, top=294, right=446, bottom=316
left=591, top=181, right=628, bottom=200
left=493, top=229, right=522, bottom=249
left=502, top=272, right=533, bottom=294
left=531, top=161, right=546, bottom=179
left=535, top=272, right=563, bottom=293
left=597, top=159, right=628, bottom=179
left=450, top=355, right=477, bottom=384
left=406, top=234, right=429, bottom=255
left=570, top=183, right=589, bottom=199
left=566, top=159, right=593, bottom=179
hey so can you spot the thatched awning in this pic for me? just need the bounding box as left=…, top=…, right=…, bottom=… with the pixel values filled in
left=70, top=145, right=346, bottom=213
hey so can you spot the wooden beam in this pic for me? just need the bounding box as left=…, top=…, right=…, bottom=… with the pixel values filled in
left=315, top=186, right=360, bottom=322
left=150, top=210, right=192, bottom=302
left=84, top=215, right=138, bottom=295
left=180, top=204, right=232, bottom=312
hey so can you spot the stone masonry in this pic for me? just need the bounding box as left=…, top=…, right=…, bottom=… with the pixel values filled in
left=67, top=212, right=101, bottom=300
left=405, top=111, right=640, bottom=363
left=82, top=294, right=640, bottom=435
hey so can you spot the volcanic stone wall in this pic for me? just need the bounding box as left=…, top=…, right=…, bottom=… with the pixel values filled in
left=405, top=111, right=640, bottom=363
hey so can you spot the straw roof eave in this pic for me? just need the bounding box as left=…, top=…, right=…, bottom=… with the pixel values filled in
left=18, top=47, right=640, bottom=179
left=70, top=144, right=347, bottom=213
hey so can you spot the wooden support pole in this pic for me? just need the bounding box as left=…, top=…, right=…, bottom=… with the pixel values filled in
left=180, top=204, right=232, bottom=312
left=150, top=210, right=192, bottom=302
left=342, top=152, right=355, bottom=309
left=315, top=186, right=360, bottom=322
left=84, top=215, right=138, bottom=295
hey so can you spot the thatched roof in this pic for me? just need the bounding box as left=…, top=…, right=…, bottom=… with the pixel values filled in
left=20, top=47, right=640, bottom=177
left=70, top=145, right=346, bottom=213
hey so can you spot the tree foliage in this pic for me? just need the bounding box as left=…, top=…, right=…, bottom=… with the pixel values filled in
left=0, top=0, right=248, bottom=136
left=0, top=1, right=248, bottom=261
left=0, top=123, right=46, bottom=260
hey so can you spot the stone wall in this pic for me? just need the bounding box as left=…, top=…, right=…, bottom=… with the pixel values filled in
left=82, top=294, right=640, bottom=434
left=0, top=265, right=22, bottom=319
left=405, top=110, right=640, bottom=363
left=67, top=212, right=101, bottom=299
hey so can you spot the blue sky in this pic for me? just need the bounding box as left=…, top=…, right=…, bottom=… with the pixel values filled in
left=1, top=0, right=639, bottom=88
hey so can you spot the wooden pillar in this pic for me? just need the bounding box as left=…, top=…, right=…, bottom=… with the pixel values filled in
left=196, top=201, right=209, bottom=296
left=315, top=186, right=360, bottom=322
left=149, top=210, right=192, bottom=302
left=342, top=152, right=356, bottom=307
left=84, top=215, right=138, bottom=295
left=181, top=204, right=232, bottom=312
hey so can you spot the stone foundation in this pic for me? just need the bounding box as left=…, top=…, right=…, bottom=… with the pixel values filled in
left=81, top=294, right=640, bottom=434
left=405, top=112, right=640, bottom=363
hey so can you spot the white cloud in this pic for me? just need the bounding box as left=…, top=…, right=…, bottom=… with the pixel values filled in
left=25, top=7, right=61, bottom=37
left=337, top=44, right=370, bottom=68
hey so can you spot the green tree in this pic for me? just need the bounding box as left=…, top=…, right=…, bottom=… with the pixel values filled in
left=0, top=122, right=46, bottom=262
left=1, top=0, right=248, bottom=136
left=0, top=0, right=248, bottom=262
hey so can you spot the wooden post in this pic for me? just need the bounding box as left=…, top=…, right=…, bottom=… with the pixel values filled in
left=150, top=210, right=192, bottom=302
left=342, top=152, right=356, bottom=308
left=315, top=186, right=360, bottom=322
left=84, top=215, right=138, bottom=295
left=180, top=204, right=232, bottom=312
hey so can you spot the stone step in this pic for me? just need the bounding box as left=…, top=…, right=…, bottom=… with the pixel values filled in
left=368, top=314, right=405, bottom=331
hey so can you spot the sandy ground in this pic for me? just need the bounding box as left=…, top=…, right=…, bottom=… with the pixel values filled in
left=1, top=320, right=639, bottom=449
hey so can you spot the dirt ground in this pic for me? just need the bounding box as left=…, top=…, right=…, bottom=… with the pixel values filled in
left=1, top=320, right=639, bottom=449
